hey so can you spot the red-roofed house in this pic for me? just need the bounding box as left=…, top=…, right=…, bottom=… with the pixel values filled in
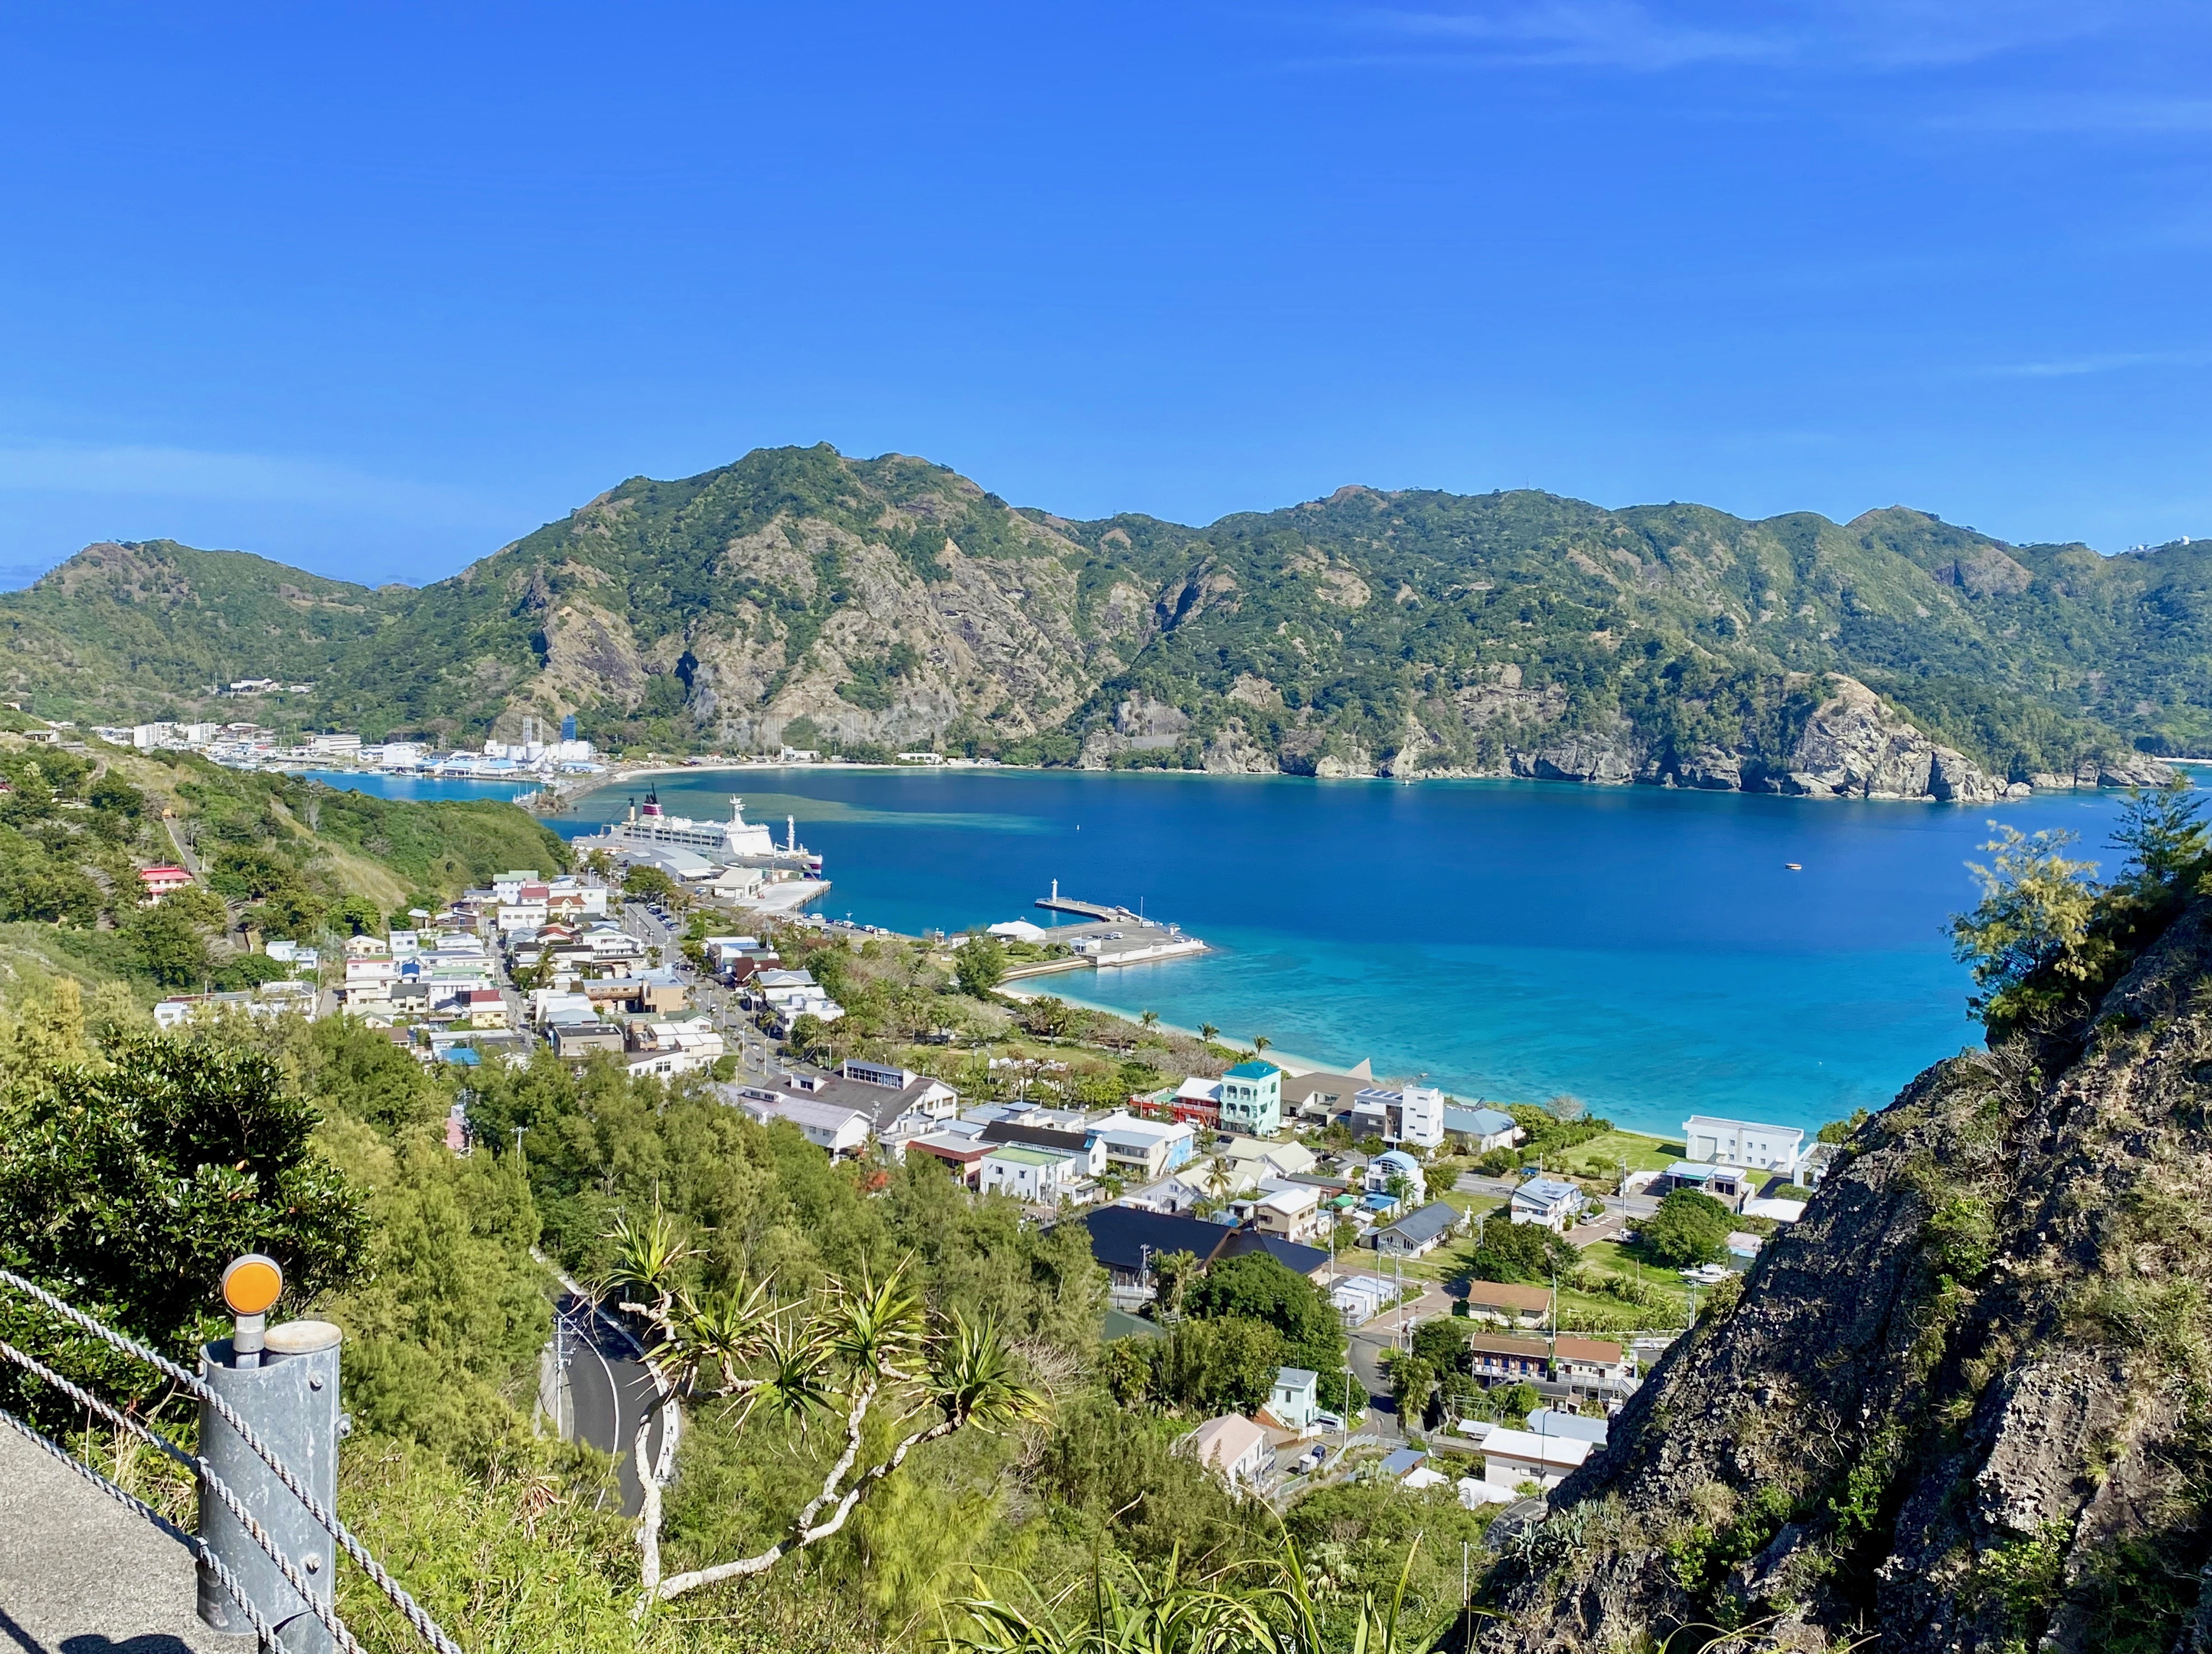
left=137, top=864, right=193, bottom=903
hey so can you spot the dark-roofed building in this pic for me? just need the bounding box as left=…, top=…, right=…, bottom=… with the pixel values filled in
left=1079, top=1206, right=1331, bottom=1292
left=980, top=1119, right=1100, bottom=1174
left=1369, top=1199, right=1464, bottom=1258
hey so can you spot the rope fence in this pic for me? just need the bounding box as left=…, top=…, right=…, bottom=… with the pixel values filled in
left=0, top=1267, right=463, bottom=1654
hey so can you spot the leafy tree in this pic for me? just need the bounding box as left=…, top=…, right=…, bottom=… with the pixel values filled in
left=1950, top=825, right=2105, bottom=1027
left=1409, top=1317, right=1469, bottom=1370
left=1181, top=1252, right=1344, bottom=1396
left=2112, top=777, right=2209, bottom=890
left=331, top=894, right=383, bottom=935
left=1816, top=1109, right=1869, bottom=1145
left=622, top=863, right=683, bottom=906
left=786, top=1013, right=833, bottom=1064
left=954, top=932, right=1006, bottom=998
left=605, top=1213, right=1045, bottom=1613
left=304, top=1015, right=446, bottom=1135
left=1035, top=1392, right=1246, bottom=1565
left=125, top=892, right=227, bottom=985
left=0, top=829, right=100, bottom=925
left=1146, top=1247, right=1199, bottom=1318
left=0, top=1032, right=368, bottom=1416
left=1386, top=1352, right=1436, bottom=1425
left=1148, top=1315, right=1285, bottom=1415
left=1635, top=1189, right=1734, bottom=1268
left=1462, top=1215, right=1575, bottom=1285
left=319, top=1125, right=546, bottom=1461
left=87, top=774, right=146, bottom=819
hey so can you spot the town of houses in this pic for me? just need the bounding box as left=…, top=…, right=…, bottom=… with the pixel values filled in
left=91, top=711, right=604, bottom=780
left=142, top=841, right=1824, bottom=1509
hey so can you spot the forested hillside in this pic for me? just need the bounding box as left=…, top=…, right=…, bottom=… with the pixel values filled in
left=1, top=445, right=2201, bottom=793
left=0, top=725, right=566, bottom=1000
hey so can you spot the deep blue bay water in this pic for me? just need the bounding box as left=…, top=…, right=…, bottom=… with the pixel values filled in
left=297, top=763, right=2144, bottom=1136
left=493, top=766, right=2138, bottom=1139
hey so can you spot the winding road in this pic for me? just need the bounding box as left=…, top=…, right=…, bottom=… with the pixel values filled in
left=556, top=1295, right=671, bottom=1517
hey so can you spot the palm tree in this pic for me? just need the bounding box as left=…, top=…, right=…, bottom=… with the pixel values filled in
left=1199, top=1022, right=1218, bottom=1046
left=1252, top=1034, right=1272, bottom=1055
left=1139, top=1009, right=1161, bottom=1032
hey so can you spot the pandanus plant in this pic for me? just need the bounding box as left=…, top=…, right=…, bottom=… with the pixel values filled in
left=946, top=1537, right=1440, bottom=1654
left=599, top=1208, right=1044, bottom=1618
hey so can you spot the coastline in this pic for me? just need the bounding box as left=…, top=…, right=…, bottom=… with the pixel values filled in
left=996, top=981, right=1351, bottom=1083
left=534, top=755, right=2182, bottom=821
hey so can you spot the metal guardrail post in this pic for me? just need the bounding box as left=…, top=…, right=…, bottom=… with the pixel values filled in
left=197, top=1258, right=344, bottom=1653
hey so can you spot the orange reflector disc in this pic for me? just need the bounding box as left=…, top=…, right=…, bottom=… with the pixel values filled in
left=222, top=1255, right=284, bottom=1316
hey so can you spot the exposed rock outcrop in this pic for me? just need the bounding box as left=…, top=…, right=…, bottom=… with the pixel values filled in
left=1783, top=675, right=1988, bottom=799
left=1475, top=899, right=2212, bottom=1652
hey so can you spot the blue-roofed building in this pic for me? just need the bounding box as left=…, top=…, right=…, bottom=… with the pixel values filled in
left=1377, top=1447, right=1442, bottom=1487
left=1442, top=1105, right=1523, bottom=1153
left=1363, top=1149, right=1428, bottom=1207
left=1220, top=1059, right=1283, bottom=1137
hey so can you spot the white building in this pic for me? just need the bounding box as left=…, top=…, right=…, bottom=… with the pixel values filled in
left=1454, top=1424, right=1593, bottom=1502
left=976, top=1144, right=1084, bottom=1204
left=1181, top=1415, right=1271, bottom=1491
left=1091, top=1114, right=1196, bottom=1181
left=1682, top=1115, right=1805, bottom=1179
left=1364, top=1150, right=1428, bottom=1207
left=1350, top=1084, right=1446, bottom=1150
left=1509, top=1176, right=1582, bottom=1233
left=309, top=732, right=361, bottom=757
left=734, top=1093, right=871, bottom=1154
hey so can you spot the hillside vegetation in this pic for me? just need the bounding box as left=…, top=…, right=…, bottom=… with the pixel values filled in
left=0, top=731, right=567, bottom=999
left=0, top=446, right=2201, bottom=791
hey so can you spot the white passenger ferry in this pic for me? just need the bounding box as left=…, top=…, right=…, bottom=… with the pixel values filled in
left=584, top=790, right=822, bottom=873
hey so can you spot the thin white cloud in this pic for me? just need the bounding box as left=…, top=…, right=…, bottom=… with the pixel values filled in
left=1331, top=0, right=2155, bottom=75
left=1982, top=348, right=2212, bottom=378
left=1357, top=2, right=1777, bottom=70
left=0, top=443, right=503, bottom=523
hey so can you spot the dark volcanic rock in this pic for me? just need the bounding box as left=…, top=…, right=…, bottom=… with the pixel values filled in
left=1475, top=900, right=2212, bottom=1652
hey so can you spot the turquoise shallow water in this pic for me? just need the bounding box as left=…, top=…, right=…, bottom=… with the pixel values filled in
left=294, top=763, right=2142, bottom=1135
left=497, top=766, right=2137, bottom=1138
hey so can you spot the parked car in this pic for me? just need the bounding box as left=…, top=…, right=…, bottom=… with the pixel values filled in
left=1311, top=1411, right=1345, bottom=1434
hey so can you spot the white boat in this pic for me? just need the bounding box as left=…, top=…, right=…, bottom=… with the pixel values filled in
left=581, top=789, right=821, bottom=873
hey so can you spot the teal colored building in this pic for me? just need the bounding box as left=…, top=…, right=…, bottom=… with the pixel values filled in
left=1220, top=1059, right=1283, bottom=1137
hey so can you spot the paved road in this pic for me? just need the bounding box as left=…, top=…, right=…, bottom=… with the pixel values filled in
left=1346, top=1324, right=1407, bottom=1442
left=0, top=1421, right=223, bottom=1652
left=557, top=1296, right=669, bottom=1517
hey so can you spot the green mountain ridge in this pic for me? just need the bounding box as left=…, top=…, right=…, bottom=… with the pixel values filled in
left=2, top=444, right=2204, bottom=790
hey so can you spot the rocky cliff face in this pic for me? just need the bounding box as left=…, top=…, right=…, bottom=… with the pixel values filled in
left=1360, top=674, right=2058, bottom=801
left=1477, top=899, right=2212, bottom=1652
left=7, top=450, right=2176, bottom=794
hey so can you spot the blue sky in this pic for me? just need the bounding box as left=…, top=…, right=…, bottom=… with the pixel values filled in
left=2, top=2, right=2209, bottom=587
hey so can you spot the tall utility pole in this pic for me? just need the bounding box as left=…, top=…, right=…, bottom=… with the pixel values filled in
left=553, top=1304, right=568, bottom=1441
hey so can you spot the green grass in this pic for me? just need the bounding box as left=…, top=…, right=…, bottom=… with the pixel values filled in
left=1532, top=1129, right=1681, bottom=1179
left=1576, top=1239, right=1692, bottom=1316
